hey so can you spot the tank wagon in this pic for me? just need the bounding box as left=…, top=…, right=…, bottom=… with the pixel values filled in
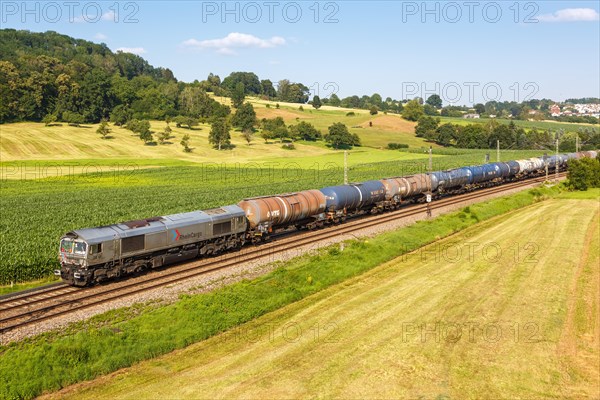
left=238, top=190, right=327, bottom=240
left=320, top=180, right=387, bottom=220
left=432, top=168, right=471, bottom=190
left=57, top=150, right=597, bottom=286
left=57, top=206, right=247, bottom=286
left=506, top=161, right=520, bottom=176
left=581, top=150, right=598, bottom=159
left=380, top=174, right=435, bottom=208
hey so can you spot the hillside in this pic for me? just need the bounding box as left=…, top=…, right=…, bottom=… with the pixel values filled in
left=248, top=100, right=423, bottom=148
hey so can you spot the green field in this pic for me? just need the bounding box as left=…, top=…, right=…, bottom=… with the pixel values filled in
left=40, top=193, right=599, bottom=399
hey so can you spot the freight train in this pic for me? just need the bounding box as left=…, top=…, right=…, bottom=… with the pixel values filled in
left=57, top=151, right=598, bottom=286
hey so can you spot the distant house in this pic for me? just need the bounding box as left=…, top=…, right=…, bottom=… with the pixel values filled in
left=550, top=104, right=561, bottom=117
left=463, top=113, right=480, bottom=119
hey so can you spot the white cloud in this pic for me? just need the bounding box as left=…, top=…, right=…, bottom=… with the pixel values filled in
left=94, top=33, right=108, bottom=40
left=182, top=33, right=285, bottom=55
left=216, top=48, right=237, bottom=56
left=116, top=47, right=147, bottom=55
left=537, top=8, right=599, bottom=22
left=101, top=10, right=116, bottom=21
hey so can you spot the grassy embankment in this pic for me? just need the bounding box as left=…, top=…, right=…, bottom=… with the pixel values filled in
left=3, top=186, right=597, bottom=398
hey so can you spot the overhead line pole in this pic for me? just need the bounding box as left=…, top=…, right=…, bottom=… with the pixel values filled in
left=497, top=140, right=500, bottom=162
left=344, top=150, right=348, bottom=185
left=555, top=138, right=559, bottom=182
left=428, top=146, right=432, bottom=173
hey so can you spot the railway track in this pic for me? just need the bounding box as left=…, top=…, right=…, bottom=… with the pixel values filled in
left=0, top=173, right=564, bottom=336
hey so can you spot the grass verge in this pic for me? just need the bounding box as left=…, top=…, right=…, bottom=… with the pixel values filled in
left=0, top=185, right=564, bottom=398
left=0, top=277, right=60, bottom=296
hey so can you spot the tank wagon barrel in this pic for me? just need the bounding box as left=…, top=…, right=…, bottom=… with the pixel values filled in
left=238, top=190, right=326, bottom=234
left=381, top=174, right=434, bottom=200
left=432, top=168, right=471, bottom=190
left=320, top=180, right=386, bottom=213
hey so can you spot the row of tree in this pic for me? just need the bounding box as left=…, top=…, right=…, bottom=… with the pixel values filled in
left=414, top=117, right=600, bottom=151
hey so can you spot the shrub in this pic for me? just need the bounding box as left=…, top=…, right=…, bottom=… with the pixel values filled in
left=42, top=113, right=57, bottom=126
left=387, top=143, right=409, bottom=150
left=346, top=112, right=355, bottom=116
left=566, top=157, right=600, bottom=191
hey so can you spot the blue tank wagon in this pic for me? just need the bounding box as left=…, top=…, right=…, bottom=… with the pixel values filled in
left=320, top=180, right=386, bottom=218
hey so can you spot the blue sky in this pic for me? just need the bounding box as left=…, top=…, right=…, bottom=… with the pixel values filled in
left=2, top=1, right=599, bottom=105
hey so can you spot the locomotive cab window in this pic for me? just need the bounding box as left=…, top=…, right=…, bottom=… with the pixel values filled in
left=60, top=239, right=73, bottom=254
left=73, top=241, right=87, bottom=255
left=89, top=243, right=102, bottom=254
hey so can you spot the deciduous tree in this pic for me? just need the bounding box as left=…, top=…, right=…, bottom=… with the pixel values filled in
left=231, top=103, right=257, bottom=131
left=209, top=118, right=231, bottom=150
left=402, top=100, right=424, bottom=121
left=312, top=95, right=322, bottom=109
left=96, top=120, right=111, bottom=138
left=325, top=122, right=360, bottom=149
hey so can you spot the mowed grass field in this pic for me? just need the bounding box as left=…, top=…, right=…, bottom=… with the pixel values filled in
left=0, top=121, right=336, bottom=163
left=49, top=196, right=599, bottom=399
left=0, top=102, right=426, bottom=167
left=251, top=102, right=427, bottom=148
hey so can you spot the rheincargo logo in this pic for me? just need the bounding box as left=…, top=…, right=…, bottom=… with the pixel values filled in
left=171, top=229, right=202, bottom=241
